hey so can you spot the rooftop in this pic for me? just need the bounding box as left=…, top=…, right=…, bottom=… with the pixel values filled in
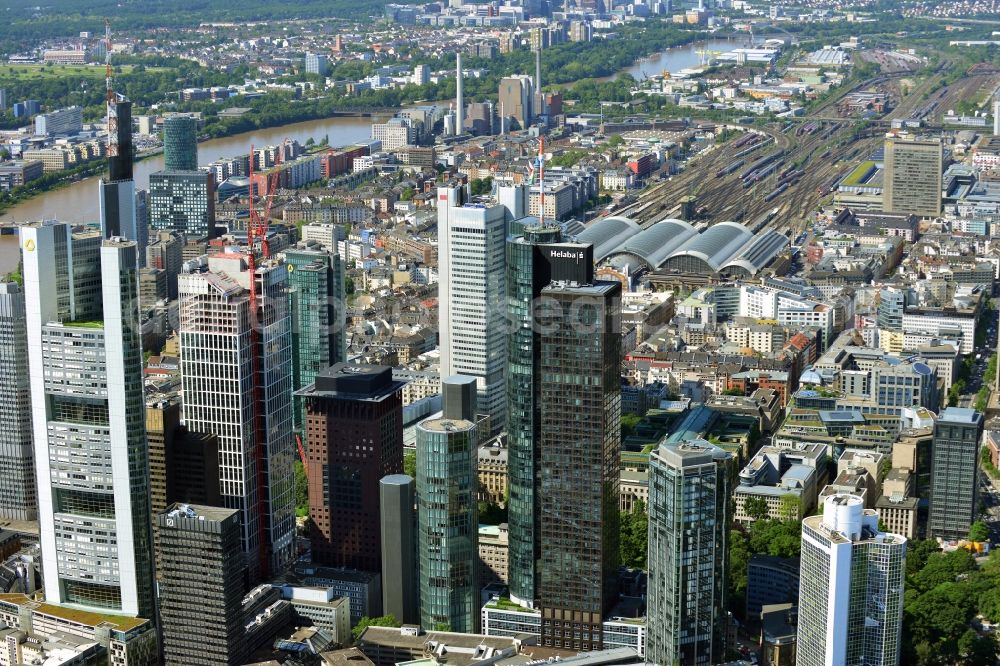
left=0, top=594, right=148, bottom=633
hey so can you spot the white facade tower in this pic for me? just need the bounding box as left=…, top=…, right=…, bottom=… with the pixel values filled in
left=178, top=253, right=296, bottom=583
left=22, top=221, right=155, bottom=618
left=437, top=183, right=525, bottom=436
left=796, top=494, right=907, bottom=666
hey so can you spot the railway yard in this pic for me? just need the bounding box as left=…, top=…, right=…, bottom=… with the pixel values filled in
left=611, top=49, right=996, bottom=244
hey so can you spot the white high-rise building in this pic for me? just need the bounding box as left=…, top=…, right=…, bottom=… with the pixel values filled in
left=994, top=100, right=1000, bottom=135
left=22, top=221, right=154, bottom=618
left=178, top=252, right=296, bottom=583
left=796, top=494, right=906, bottom=666
left=437, top=183, right=526, bottom=436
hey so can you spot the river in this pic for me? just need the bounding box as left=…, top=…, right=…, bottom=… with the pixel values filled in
left=616, top=37, right=752, bottom=81
left=0, top=114, right=389, bottom=228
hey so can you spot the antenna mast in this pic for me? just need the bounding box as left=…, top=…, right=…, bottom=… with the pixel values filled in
left=105, top=19, right=120, bottom=162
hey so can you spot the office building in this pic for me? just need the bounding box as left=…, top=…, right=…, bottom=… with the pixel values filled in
left=928, top=407, right=983, bottom=541
left=796, top=494, right=906, bottom=666
left=306, top=53, right=330, bottom=77
left=416, top=376, right=484, bottom=633
left=297, top=363, right=404, bottom=572
left=146, top=399, right=221, bottom=576
left=499, top=76, right=533, bottom=130
left=370, top=118, right=415, bottom=152
left=379, top=474, right=418, bottom=625
left=0, top=89, right=5, bottom=111
left=179, top=253, right=296, bottom=582
left=438, top=184, right=526, bottom=436
left=506, top=222, right=594, bottom=607
left=149, top=170, right=217, bottom=239
left=286, top=244, right=346, bottom=434
left=538, top=279, right=622, bottom=651
left=146, top=230, right=184, bottom=299
left=158, top=503, right=246, bottom=666
left=646, top=440, right=731, bottom=666
left=162, top=115, right=198, bottom=171
left=0, top=282, right=36, bottom=520
left=883, top=136, right=942, bottom=218
left=34, top=106, right=82, bottom=136
left=877, top=287, right=906, bottom=331
left=21, top=223, right=154, bottom=618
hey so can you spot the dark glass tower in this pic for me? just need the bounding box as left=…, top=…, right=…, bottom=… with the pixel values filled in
left=286, top=244, right=346, bottom=436
left=506, top=222, right=594, bottom=607
left=537, top=278, right=621, bottom=651
left=163, top=115, right=198, bottom=171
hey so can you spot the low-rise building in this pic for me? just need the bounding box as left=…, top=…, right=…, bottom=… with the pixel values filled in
left=733, top=443, right=827, bottom=523
left=478, top=523, right=509, bottom=586
left=478, top=445, right=508, bottom=506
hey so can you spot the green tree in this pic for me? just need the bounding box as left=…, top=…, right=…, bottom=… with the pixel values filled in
left=352, top=614, right=400, bottom=642
left=345, top=276, right=355, bottom=295
left=959, top=630, right=999, bottom=665
left=404, top=449, right=416, bottom=478
left=478, top=501, right=508, bottom=525
left=778, top=494, right=800, bottom=521
left=969, top=521, right=991, bottom=543
left=620, top=501, right=648, bottom=570
left=621, top=413, right=643, bottom=437
left=743, top=496, right=770, bottom=522
left=294, top=460, right=308, bottom=518
left=400, top=186, right=415, bottom=201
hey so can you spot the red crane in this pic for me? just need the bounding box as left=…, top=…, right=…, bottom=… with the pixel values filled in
left=245, top=143, right=283, bottom=578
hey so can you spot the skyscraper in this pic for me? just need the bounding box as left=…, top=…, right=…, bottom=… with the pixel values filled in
left=646, top=441, right=732, bottom=666
left=416, top=376, right=484, bottom=633
left=876, top=286, right=906, bottom=331
left=506, top=222, right=594, bottom=607
left=498, top=76, right=533, bottom=130
left=437, top=183, right=525, bottom=436
left=796, top=494, right=906, bottom=666
left=297, top=363, right=404, bottom=571
left=162, top=115, right=198, bottom=171
left=928, top=407, right=983, bottom=541
left=538, top=278, right=622, bottom=651
left=158, top=503, right=246, bottom=666
left=286, top=244, right=346, bottom=435
left=0, top=281, right=36, bottom=521
left=101, top=97, right=144, bottom=260
left=146, top=229, right=184, bottom=299
left=22, top=222, right=154, bottom=618
left=178, top=253, right=296, bottom=582
left=883, top=136, right=942, bottom=218
left=149, top=170, right=217, bottom=239
left=380, top=474, right=418, bottom=625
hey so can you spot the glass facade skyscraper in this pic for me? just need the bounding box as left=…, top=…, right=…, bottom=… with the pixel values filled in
left=538, top=279, right=622, bottom=651
left=646, top=441, right=731, bottom=666
left=928, top=407, right=983, bottom=541
left=797, top=494, right=906, bottom=666
left=162, top=115, right=198, bottom=171
left=22, top=222, right=154, bottom=618
left=416, top=376, right=484, bottom=632
left=286, top=244, right=346, bottom=435
left=0, top=282, right=36, bottom=521
left=149, top=170, right=217, bottom=239
left=178, top=254, right=296, bottom=582
left=506, top=221, right=593, bottom=608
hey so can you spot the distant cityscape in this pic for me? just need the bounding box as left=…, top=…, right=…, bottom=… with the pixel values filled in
left=1, top=0, right=1000, bottom=665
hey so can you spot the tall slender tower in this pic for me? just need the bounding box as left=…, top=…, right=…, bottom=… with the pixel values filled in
left=928, top=407, right=983, bottom=541
left=0, top=281, right=36, bottom=521
left=506, top=223, right=594, bottom=608
left=796, top=494, right=906, bottom=666
left=437, top=183, right=518, bottom=436
left=647, top=441, right=731, bottom=665
left=100, top=21, right=145, bottom=263
left=416, top=376, right=484, bottom=632
left=538, top=278, right=622, bottom=650
left=22, top=221, right=155, bottom=618
left=456, top=52, right=465, bottom=136
left=179, top=253, right=296, bottom=582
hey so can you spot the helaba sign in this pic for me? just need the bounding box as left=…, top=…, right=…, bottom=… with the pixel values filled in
left=548, top=250, right=585, bottom=260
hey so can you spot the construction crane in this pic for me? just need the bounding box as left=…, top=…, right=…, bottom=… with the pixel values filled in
left=104, top=19, right=123, bottom=163
left=245, top=142, right=283, bottom=578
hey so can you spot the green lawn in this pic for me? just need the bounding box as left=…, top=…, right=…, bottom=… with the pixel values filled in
left=0, top=63, right=137, bottom=81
